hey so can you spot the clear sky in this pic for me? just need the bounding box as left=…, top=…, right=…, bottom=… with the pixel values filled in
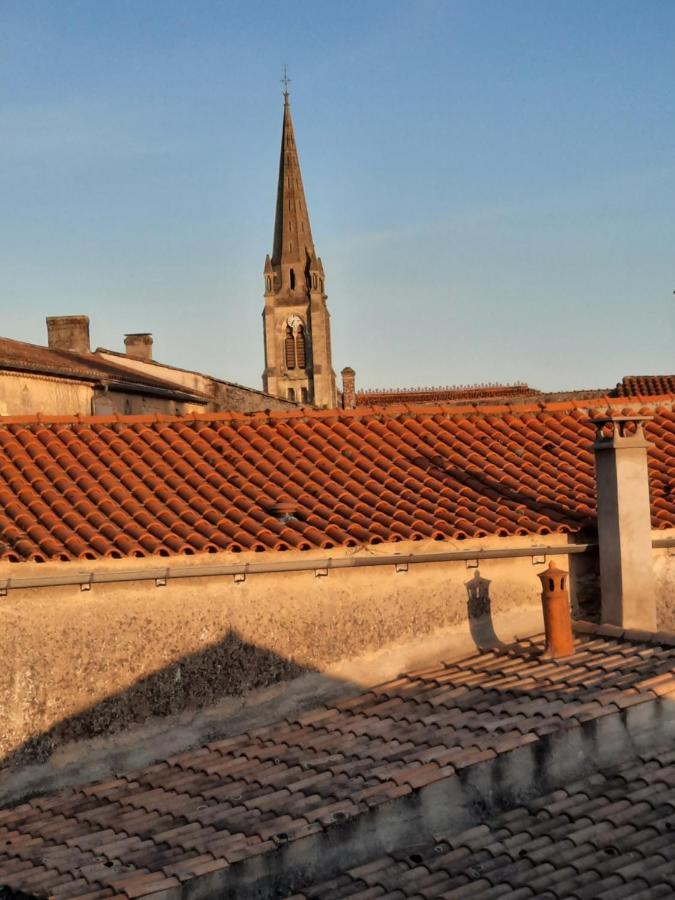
left=1, top=1, right=673, bottom=393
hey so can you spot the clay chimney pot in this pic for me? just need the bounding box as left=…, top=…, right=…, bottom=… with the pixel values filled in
left=537, top=562, right=575, bottom=658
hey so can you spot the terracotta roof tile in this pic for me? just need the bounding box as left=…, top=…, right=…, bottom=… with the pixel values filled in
left=0, top=397, right=674, bottom=561
left=298, top=741, right=675, bottom=897
left=615, top=375, right=675, bottom=398
left=1, top=628, right=673, bottom=897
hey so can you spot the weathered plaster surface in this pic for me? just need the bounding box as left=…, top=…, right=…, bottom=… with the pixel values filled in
left=0, top=605, right=544, bottom=806
left=0, top=535, right=557, bottom=770
left=0, top=371, right=91, bottom=416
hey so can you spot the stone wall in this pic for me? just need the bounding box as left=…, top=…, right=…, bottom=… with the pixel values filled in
left=211, top=381, right=294, bottom=413
left=91, top=390, right=206, bottom=417
left=96, top=351, right=295, bottom=412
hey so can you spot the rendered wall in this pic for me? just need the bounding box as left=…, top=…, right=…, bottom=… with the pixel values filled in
left=1, top=531, right=671, bottom=773
left=0, top=371, right=91, bottom=416
left=654, top=528, right=675, bottom=630
left=0, top=533, right=565, bottom=769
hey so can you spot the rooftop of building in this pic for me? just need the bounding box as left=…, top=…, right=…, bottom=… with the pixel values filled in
left=0, top=622, right=672, bottom=898
left=0, top=337, right=209, bottom=404
left=292, top=743, right=675, bottom=899
left=616, top=375, right=675, bottom=397
left=354, top=383, right=540, bottom=406
left=0, top=395, right=673, bottom=563
left=94, top=347, right=296, bottom=405
left=350, top=375, right=675, bottom=409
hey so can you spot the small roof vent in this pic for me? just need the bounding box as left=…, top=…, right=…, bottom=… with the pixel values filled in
left=269, top=498, right=297, bottom=522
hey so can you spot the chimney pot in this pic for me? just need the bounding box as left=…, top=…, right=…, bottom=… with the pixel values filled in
left=46, top=315, right=90, bottom=354
left=537, top=561, right=574, bottom=658
left=124, top=333, right=153, bottom=361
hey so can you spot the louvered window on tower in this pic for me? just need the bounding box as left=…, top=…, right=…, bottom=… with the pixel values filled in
left=296, top=326, right=306, bottom=369
left=285, top=327, right=296, bottom=369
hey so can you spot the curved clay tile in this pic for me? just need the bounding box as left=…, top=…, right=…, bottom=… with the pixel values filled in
left=1, top=402, right=674, bottom=559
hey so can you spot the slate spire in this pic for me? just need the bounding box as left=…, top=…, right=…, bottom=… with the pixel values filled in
left=271, top=92, right=315, bottom=268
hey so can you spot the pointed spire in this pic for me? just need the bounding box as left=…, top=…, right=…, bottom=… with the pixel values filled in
left=271, top=89, right=315, bottom=268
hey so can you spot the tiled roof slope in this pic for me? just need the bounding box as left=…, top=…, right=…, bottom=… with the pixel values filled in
left=0, top=627, right=673, bottom=898
left=0, top=337, right=208, bottom=402
left=0, top=398, right=674, bottom=561
left=292, top=744, right=675, bottom=899
left=616, top=375, right=675, bottom=397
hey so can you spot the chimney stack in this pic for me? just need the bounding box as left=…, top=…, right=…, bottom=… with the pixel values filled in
left=341, top=366, right=356, bottom=409
left=124, top=333, right=153, bottom=362
left=46, top=316, right=90, bottom=354
left=592, top=415, right=656, bottom=630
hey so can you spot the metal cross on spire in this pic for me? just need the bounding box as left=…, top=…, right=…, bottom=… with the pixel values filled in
left=281, top=65, right=291, bottom=101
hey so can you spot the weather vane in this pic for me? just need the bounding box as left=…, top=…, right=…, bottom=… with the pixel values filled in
left=281, top=65, right=291, bottom=99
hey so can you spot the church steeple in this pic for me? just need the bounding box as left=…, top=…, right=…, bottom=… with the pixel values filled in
left=271, top=94, right=315, bottom=273
left=261, top=79, right=337, bottom=409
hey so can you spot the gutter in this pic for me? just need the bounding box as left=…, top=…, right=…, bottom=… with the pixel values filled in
left=1, top=538, right=672, bottom=594
left=1, top=542, right=597, bottom=594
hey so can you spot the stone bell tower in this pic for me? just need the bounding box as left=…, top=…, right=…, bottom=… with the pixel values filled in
left=262, top=83, right=337, bottom=408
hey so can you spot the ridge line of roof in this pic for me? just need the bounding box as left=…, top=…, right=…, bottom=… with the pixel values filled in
left=0, top=394, right=672, bottom=428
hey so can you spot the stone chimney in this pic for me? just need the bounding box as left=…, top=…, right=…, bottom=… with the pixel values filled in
left=341, top=366, right=356, bottom=409
left=124, top=333, right=153, bottom=361
left=46, top=316, right=90, bottom=354
left=592, top=415, right=656, bottom=630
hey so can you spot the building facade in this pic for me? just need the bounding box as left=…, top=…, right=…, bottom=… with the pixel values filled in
left=262, top=91, right=337, bottom=408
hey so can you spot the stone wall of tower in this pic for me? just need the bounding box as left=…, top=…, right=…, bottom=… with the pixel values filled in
left=262, top=292, right=313, bottom=404
left=309, top=293, right=337, bottom=408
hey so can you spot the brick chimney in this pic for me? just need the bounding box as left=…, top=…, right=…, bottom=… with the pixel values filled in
left=46, top=316, right=90, bottom=354
left=341, top=366, right=356, bottom=409
left=592, top=415, right=656, bottom=630
left=124, top=333, right=153, bottom=361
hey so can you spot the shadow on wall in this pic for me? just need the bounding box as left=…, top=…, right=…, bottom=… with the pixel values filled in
left=1, top=629, right=320, bottom=776
left=465, top=570, right=501, bottom=651
left=2, top=571, right=543, bottom=800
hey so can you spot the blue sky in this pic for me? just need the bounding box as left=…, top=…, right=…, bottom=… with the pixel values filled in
left=1, top=1, right=673, bottom=392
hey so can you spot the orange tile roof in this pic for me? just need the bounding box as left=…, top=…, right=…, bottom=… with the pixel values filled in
left=0, top=397, right=673, bottom=562
left=616, top=375, right=675, bottom=397
left=0, top=625, right=673, bottom=898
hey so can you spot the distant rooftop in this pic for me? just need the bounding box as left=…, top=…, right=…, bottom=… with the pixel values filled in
left=0, top=336, right=209, bottom=404
left=616, top=375, right=675, bottom=397
left=355, top=382, right=538, bottom=406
